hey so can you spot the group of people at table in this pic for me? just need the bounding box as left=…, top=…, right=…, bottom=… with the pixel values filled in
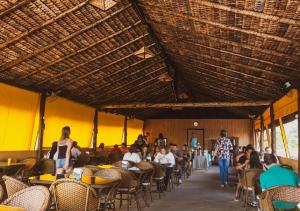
left=213, top=130, right=300, bottom=210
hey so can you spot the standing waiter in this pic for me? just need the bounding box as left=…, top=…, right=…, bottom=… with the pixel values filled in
left=213, top=130, right=233, bottom=187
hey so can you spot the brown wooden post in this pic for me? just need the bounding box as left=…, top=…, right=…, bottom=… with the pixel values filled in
left=270, top=104, right=276, bottom=154
left=250, top=118, right=255, bottom=146
left=37, top=92, right=46, bottom=160
left=124, top=116, right=128, bottom=145
left=92, top=109, right=98, bottom=151
left=297, top=87, right=300, bottom=176
left=260, top=115, right=264, bottom=151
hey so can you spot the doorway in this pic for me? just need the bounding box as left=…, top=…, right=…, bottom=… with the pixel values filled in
left=187, top=128, right=205, bottom=148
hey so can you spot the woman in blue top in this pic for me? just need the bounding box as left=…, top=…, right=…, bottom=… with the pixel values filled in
left=56, top=126, right=72, bottom=174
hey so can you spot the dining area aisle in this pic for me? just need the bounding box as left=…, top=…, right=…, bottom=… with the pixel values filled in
left=143, top=167, right=255, bottom=211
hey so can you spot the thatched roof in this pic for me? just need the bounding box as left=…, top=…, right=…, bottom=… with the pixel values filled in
left=0, top=0, right=299, bottom=119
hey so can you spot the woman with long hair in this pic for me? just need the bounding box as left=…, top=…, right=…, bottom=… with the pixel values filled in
left=56, top=126, right=72, bottom=174
left=249, top=151, right=263, bottom=169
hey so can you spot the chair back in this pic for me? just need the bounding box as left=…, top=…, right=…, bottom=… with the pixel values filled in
left=259, top=186, right=300, bottom=211
left=80, top=167, right=93, bottom=176
left=2, top=176, right=29, bottom=197
left=94, top=169, right=122, bottom=181
left=242, top=168, right=263, bottom=188
left=1, top=186, right=50, bottom=211
left=50, top=179, right=98, bottom=211
left=74, top=153, right=91, bottom=167
left=151, top=162, right=166, bottom=178
left=84, top=165, right=100, bottom=173
left=36, top=159, right=56, bottom=175
left=136, top=161, right=154, bottom=171
left=109, top=153, right=123, bottom=164
left=15, top=158, right=37, bottom=179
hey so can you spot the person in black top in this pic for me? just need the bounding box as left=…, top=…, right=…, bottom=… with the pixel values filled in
left=47, top=141, right=57, bottom=160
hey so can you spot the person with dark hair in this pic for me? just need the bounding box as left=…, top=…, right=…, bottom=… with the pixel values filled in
left=56, top=126, right=72, bottom=174
left=141, top=145, right=151, bottom=161
left=155, top=133, right=167, bottom=148
left=71, top=141, right=81, bottom=159
left=110, top=144, right=122, bottom=155
left=134, top=134, right=147, bottom=151
left=234, top=145, right=254, bottom=201
left=47, top=141, right=58, bottom=160
left=249, top=151, right=263, bottom=169
left=213, top=130, right=233, bottom=187
left=260, top=153, right=300, bottom=210
left=120, top=143, right=129, bottom=154
left=123, top=144, right=141, bottom=163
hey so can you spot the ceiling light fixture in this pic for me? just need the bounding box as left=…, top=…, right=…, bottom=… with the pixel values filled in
left=89, top=0, right=117, bottom=11
left=134, top=46, right=154, bottom=59
left=158, top=73, right=173, bottom=82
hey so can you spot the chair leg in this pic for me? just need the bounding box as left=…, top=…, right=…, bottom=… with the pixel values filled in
left=127, top=193, right=131, bottom=211
left=134, top=192, right=141, bottom=211
left=119, top=193, right=123, bottom=208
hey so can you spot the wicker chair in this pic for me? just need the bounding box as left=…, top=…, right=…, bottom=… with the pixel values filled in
left=259, top=186, right=300, bottom=211
left=0, top=184, right=4, bottom=203
left=136, top=161, right=154, bottom=203
left=74, top=153, right=91, bottom=167
left=1, top=186, right=50, bottom=211
left=94, top=169, right=121, bottom=211
left=84, top=165, right=101, bottom=173
left=80, top=167, right=94, bottom=176
left=15, top=158, right=37, bottom=181
left=114, top=168, right=141, bottom=211
left=2, top=176, right=29, bottom=198
left=151, top=162, right=166, bottom=199
left=35, top=159, right=56, bottom=175
left=50, top=178, right=99, bottom=211
left=241, top=168, right=263, bottom=207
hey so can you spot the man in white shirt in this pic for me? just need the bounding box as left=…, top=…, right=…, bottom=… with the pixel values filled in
left=154, top=147, right=175, bottom=189
left=123, top=145, right=141, bottom=164
left=71, top=141, right=81, bottom=159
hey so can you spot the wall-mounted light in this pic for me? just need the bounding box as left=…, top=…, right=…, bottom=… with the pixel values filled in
left=284, top=81, right=292, bottom=89
left=193, top=121, right=198, bottom=127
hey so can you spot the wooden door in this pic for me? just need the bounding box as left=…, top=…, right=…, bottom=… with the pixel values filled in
left=187, top=129, right=205, bottom=148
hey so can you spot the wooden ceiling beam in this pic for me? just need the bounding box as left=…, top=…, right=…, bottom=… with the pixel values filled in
left=101, top=101, right=271, bottom=109
left=37, top=33, right=149, bottom=85
left=0, top=0, right=90, bottom=49
left=169, top=53, right=279, bottom=85
left=151, top=20, right=299, bottom=62
left=177, top=63, right=279, bottom=98
left=159, top=36, right=298, bottom=73
left=18, top=21, right=143, bottom=80
left=168, top=46, right=293, bottom=79
left=190, top=0, right=300, bottom=27
left=74, top=56, right=165, bottom=96
left=54, top=43, right=157, bottom=91
left=0, top=4, right=132, bottom=72
left=0, top=0, right=32, bottom=18
left=140, top=2, right=297, bottom=44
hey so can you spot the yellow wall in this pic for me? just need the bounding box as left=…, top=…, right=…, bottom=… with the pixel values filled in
left=43, top=97, right=95, bottom=148
left=98, top=112, right=124, bottom=147
left=127, top=119, right=144, bottom=145
left=0, top=83, right=40, bottom=151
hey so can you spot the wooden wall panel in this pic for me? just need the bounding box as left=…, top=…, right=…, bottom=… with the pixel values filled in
left=144, top=119, right=251, bottom=148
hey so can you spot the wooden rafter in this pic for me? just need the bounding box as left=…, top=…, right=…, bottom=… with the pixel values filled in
left=151, top=20, right=300, bottom=62
left=101, top=101, right=271, bottom=109
left=160, top=37, right=298, bottom=73
left=176, top=62, right=278, bottom=92
left=140, top=2, right=297, bottom=44
left=0, top=0, right=32, bottom=18
left=0, top=4, right=132, bottom=72
left=55, top=43, right=157, bottom=91
left=37, top=33, right=150, bottom=85
left=0, top=0, right=90, bottom=49
left=169, top=53, right=279, bottom=85
left=74, top=54, right=165, bottom=94
left=168, top=47, right=292, bottom=79
left=18, top=21, right=142, bottom=80
left=190, top=0, right=300, bottom=27
left=182, top=70, right=275, bottom=99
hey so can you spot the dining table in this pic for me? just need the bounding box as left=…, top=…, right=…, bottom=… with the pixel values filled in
left=0, top=162, right=25, bottom=175
left=0, top=205, right=25, bottom=211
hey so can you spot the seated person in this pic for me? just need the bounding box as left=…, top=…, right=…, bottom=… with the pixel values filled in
left=141, top=145, right=151, bottom=161
left=123, top=145, right=141, bottom=164
left=96, top=143, right=108, bottom=156
left=234, top=145, right=254, bottom=201
left=134, top=134, right=147, bottom=152
left=260, top=153, right=300, bottom=210
left=46, top=141, right=58, bottom=160
left=110, top=144, right=122, bottom=155
left=154, top=147, right=175, bottom=188
left=171, top=144, right=184, bottom=184
left=120, top=143, right=129, bottom=154
left=71, top=141, right=81, bottom=159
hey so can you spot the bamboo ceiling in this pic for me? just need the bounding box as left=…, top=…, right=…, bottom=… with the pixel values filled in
left=0, top=0, right=299, bottom=119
